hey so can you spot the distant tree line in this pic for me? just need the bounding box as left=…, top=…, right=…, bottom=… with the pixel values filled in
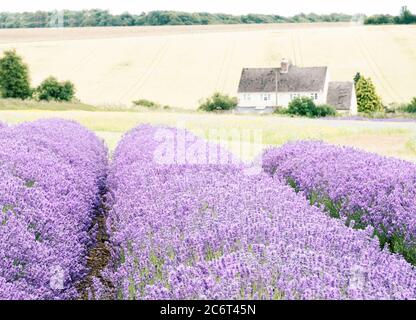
left=364, top=6, right=416, bottom=25
left=0, top=10, right=359, bottom=29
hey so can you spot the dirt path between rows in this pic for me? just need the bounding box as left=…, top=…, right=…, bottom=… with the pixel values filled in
left=77, top=196, right=114, bottom=300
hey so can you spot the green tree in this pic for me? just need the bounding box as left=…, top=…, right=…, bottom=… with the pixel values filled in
left=355, top=77, right=383, bottom=112
left=199, top=92, right=237, bottom=111
left=405, top=97, right=416, bottom=113
left=35, top=76, right=75, bottom=101
left=354, top=72, right=361, bottom=85
left=0, top=49, right=32, bottom=99
left=364, top=14, right=395, bottom=25
left=365, top=6, right=416, bottom=25
left=399, top=6, right=415, bottom=24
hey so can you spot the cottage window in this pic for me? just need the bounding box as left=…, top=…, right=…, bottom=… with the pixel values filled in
left=291, top=93, right=300, bottom=100
left=309, top=93, right=318, bottom=100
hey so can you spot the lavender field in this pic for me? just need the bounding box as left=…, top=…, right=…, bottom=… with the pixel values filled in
left=1, top=119, right=416, bottom=300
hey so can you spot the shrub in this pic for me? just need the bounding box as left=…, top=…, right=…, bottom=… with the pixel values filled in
left=315, top=104, right=337, bottom=117
left=0, top=50, right=32, bottom=99
left=286, top=97, right=316, bottom=117
left=284, top=97, right=336, bottom=118
left=198, top=92, right=237, bottom=112
left=133, top=99, right=161, bottom=109
left=355, top=76, right=383, bottom=113
left=35, top=77, right=75, bottom=101
left=384, top=103, right=400, bottom=114
left=405, top=97, right=416, bottom=113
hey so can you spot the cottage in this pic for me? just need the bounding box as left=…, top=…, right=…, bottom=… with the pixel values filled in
left=236, top=59, right=357, bottom=115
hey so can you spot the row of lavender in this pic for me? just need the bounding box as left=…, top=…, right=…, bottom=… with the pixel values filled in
left=262, top=141, right=416, bottom=264
left=0, top=120, right=107, bottom=299
left=95, top=125, right=416, bottom=299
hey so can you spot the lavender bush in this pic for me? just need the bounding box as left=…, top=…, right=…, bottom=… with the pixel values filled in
left=263, top=141, right=416, bottom=264
left=0, top=119, right=108, bottom=299
left=97, top=125, right=416, bottom=300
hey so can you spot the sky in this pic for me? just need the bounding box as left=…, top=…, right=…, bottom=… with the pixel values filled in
left=0, top=0, right=414, bottom=16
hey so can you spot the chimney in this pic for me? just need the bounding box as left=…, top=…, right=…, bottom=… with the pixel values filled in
left=280, top=58, right=290, bottom=74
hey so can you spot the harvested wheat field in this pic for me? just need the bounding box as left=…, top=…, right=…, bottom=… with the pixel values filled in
left=0, top=23, right=415, bottom=108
